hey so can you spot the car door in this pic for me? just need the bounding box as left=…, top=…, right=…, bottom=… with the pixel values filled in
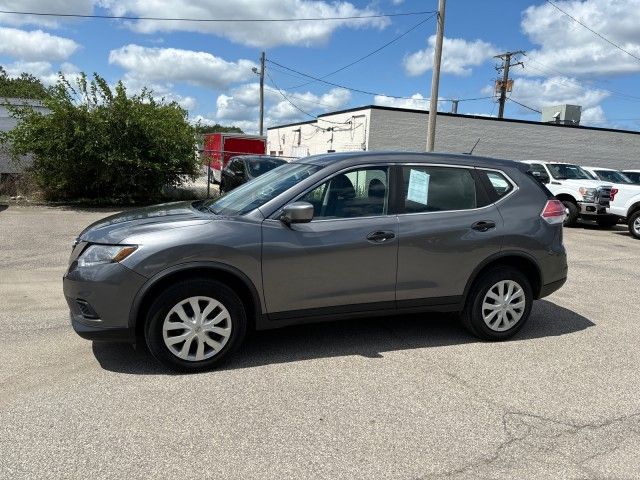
left=261, top=165, right=399, bottom=318
left=395, top=164, right=504, bottom=307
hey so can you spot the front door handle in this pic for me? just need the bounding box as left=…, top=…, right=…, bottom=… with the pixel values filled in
left=366, top=231, right=396, bottom=243
left=471, top=221, right=496, bottom=232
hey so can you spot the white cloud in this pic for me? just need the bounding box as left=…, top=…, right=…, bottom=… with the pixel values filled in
left=0, top=0, right=93, bottom=27
left=0, top=27, right=79, bottom=61
left=403, top=35, right=498, bottom=76
left=507, top=76, right=610, bottom=126
left=210, top=82, right=352, bottom=133
left=109, top=44, right=257, bottom=89
left=3, top=60, right=81, bottom=86
left=98, top=0, right=388, bottom=48
left=374, top=93, right=429, bottom=110
left=521, top=0, right=640, bottom=76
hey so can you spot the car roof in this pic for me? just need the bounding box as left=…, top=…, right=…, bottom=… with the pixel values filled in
left=623, top=169, right=640, bottom=172
left=293, top=151, right=525, bottom=170
left=520, top=160, right=577, bottom=165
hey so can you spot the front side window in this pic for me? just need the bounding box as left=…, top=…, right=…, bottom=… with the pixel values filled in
left=547, top=163, right=592, bottom=180
left=401, top=166, right=476, bottom=213
left=594, top=170, right=632, bottom=184
left=207, top=163, right=321, bottom=216
left=300, top=167, right=389, bottom=220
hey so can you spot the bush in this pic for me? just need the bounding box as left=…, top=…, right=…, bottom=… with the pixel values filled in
left=1, top=73, right=198, bottom=202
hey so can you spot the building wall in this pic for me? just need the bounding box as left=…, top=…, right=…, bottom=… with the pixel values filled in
left=369, top=108, right=640, bottom=170
left=267, top=110, right=371, bottom=158
left=268, top=106, right=640, bottom=170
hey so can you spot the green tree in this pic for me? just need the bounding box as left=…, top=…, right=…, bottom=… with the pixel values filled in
left=194, top=123, right=244, bottom=135
left=0, top=66, right=49, bottom=99
left=2, top=73, right=198, bottom=202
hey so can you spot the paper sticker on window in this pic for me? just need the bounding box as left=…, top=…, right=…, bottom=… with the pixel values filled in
left=407, top=169, right=430, bottom=205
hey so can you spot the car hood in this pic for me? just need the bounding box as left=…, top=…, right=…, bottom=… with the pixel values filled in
left=556, top=179, right=611, bottom=188
left=78, top=201, right=213, bottom=244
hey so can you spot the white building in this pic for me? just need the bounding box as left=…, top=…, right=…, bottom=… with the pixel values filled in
left=267, top=105, right=640, bottom=170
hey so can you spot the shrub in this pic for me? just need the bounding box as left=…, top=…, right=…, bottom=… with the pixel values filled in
left=1, top=73, right=198, bottom=202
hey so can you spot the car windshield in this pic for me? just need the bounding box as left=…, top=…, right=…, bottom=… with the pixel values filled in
left=205, top=163, right=321, bottom=216
left=595, top=170, right=632, bottom=184
left=246, top=158, right=286, bottom=178
left=547, top=163, right=592, bottom=180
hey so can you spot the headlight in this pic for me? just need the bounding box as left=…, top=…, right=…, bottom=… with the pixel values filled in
left=578, top=187, right=597, bottom=202
left=77, top=244, right=137, bottom=267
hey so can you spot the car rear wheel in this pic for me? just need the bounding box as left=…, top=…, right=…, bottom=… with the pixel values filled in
left=562, top=201, right=579, bottom=227
left=462, top=267, right=533, bottom=341
left=629, top=211, right=640, bottom=240
left=145, top=279, right=247, bottom=372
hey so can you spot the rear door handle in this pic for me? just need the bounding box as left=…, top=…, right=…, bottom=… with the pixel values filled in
left=471, top=221, right=496, bottom=232
left=366, top=231, right=396, bottom=243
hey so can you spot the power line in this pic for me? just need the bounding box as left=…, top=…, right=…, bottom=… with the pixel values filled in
left=0, top=9, right=436, bottom=23
left=545, top=0, right=640, bottom=63
left=507, top=97, right=542, bottom=114
left=265, top=71, right=351, bottom=125
left=284, top=12, right=437, bottom=90
left=267, top=58, right=492, bottom=103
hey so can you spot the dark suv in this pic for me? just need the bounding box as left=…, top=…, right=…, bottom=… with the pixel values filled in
left=64, top=152, right=568, bottom=372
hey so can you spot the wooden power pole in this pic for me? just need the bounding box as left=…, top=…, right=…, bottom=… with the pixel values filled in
left=494, top=51, right=524, bottom=119
left=426, top=0, right=446, bottom=152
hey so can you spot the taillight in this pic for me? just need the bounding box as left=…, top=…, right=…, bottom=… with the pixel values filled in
left=610, top=188, right=618, bottom=201
left=541, top=199, right=566, bottom=225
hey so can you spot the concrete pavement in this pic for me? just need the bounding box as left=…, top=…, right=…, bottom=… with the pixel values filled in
left=1, top=205, right=639, bottom=479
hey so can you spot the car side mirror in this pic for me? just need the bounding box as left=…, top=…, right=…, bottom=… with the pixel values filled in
left=280, top=202, right=314, bottom=225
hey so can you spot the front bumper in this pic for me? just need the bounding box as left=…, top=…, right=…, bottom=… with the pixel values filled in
left=577, top=200, right=608, bottom=216
left=70, top=314, right=133, bottom=342
left=63, top=261, right=147, bottom=343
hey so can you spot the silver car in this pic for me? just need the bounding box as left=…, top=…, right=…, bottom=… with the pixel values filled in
left=64, top=152, right=568, bottom=372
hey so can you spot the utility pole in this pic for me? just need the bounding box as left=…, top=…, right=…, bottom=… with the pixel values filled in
left=450, top=99, right=459, bottom=114
left=494, top=51, right=524, bottom=119
left=259, top=51, right=265, bottom=136
left=426, top=0, right=446, bottom=152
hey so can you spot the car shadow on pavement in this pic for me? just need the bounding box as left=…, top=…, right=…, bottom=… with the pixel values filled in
left=92, top=299, right=594, bottom=375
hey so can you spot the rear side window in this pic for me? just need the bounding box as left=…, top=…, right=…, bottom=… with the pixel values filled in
left=400, top=166, right=477, bottom=213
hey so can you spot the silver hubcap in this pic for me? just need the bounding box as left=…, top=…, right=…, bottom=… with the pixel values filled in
left=482, top=280, right=526, bottom=332
left=162, top=296, right=232, bottom=362
left=634, top=217, right=640, bottom=235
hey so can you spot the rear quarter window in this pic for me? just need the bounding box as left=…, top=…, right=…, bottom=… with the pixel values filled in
left=477, top=170, right=516, bottom=202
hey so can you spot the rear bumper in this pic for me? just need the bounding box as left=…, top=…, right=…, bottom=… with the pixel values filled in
left=539, top=277, right=567, bottom=298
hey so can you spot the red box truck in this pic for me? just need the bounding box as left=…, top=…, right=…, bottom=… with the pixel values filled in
left=203, top=133, right=267, bottom=183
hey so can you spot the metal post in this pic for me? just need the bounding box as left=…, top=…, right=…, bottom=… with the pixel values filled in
left=451, top=99, right=459, bottom=114
left=259, top=51, right=265, bottom=136
left=426, top=0, right=446, bottom=152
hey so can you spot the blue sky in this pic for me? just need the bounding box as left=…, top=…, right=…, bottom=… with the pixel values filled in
left=1, top=0, right=639, bottom=132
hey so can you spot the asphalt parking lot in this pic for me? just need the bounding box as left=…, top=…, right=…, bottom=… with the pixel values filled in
left=1, top=205, right=640, bottom=479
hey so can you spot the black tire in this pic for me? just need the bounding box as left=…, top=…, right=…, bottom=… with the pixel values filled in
left=219, top=180, right=225, bottom=194
left=562, top=200, right=579, bottom=227
left=145, top=278, right=247, bottom=372
left=461, top=266, right=533, bottom=341
left=596, top=216, right=619, bottom=229
left=628, top=210, right=640, bottom=240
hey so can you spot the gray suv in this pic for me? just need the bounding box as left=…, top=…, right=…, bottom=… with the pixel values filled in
left=64, top=152, right=568, bottom=372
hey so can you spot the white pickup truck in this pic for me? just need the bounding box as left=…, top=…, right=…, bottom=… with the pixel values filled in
left=522, top=161, right=615, bottom=228
left=582, top=166, right=640, bottom=240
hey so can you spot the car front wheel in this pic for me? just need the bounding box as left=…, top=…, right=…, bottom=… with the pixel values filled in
left=562, top=201, right=579, bottom=227
left=462, top=267, right=533, bottom=341
left=145, top=279, right=247, bottom=372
